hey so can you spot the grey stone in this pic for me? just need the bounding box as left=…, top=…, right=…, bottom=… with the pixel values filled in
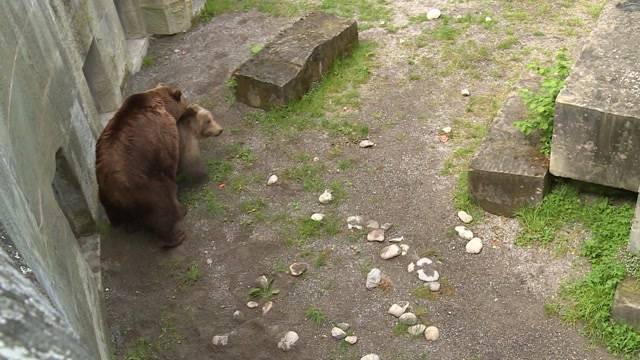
left=367, top=229, right=385, bottom=242
left=469, top=79, right=550, bottom=217
left=399, top=312, right=418, bottom=325
left=630, top=190, right=640, bottom=254
left=408, top=324, right=427, bottom=336
left=465, top=238, right=483, bottom=254
left=380, top=244, right=402, bottom=259
left=278, top=331, right=299, bottom=351
left=417, top=268, right=439, bottom=282
left=612, top=278, right=640, bottom=331
left=361, top=355, right=380, bottom=360
left=550, top=2, right=640, bottom=191
left=139, top=0, right=192, bottom=35
left=344, top=335, right=358, bottom=344
left=331, top=327, right=347, bottom=339
left=424, top=326, right=440, bottom=341
left=235, top=12, right=358, bottom=109
left=212, top=335, right=229, bottom=346
left=366, top=268, right=382, bottom=289
left=388, top=302, right=410, bottom=317
left=289, top=262, right=308, bottom=276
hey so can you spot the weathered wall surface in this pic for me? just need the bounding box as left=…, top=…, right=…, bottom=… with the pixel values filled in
left=0, top=0, right=195, bottom=358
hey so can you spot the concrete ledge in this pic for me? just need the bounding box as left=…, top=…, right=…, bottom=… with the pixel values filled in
left=469, top=80, right=550, bottom=217
left=612, top=277, right=640, bottom=331
left=549, top=2, right=640, bottom=191
left=234, top=12, right=358, bottom=109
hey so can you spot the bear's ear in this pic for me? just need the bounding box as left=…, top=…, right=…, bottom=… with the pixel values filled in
left=171, top=89, right=183, bottom=102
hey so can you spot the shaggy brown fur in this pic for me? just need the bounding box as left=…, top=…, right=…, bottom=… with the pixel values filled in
left=177, top=104, right=223, bottom=181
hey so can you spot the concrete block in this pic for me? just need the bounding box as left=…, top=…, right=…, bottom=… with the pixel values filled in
left=549, top=2, right=640, bottom=191
left=234, top=12, right=358, bottom=109
left=469, top=81, right=550, bottom=217
left=126, top=37, right=150, bottom=74
left=612, top=277, right=640, bottom=331
left=140, top=0, right=193, bottom=35
left=114, top=0, right=148, bottom=38
left=630, top=190, right=640, bottom=254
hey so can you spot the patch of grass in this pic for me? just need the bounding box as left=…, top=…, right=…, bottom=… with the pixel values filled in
left=337, top=159, right=355, bottom=172
left=321, top=118, right=369, bottom=143
left=429, top=17, right=462, bottom=42
left=156, top=315, right=184, bottom=351
left=516, top=184, right=640, bottom=356
left=142, top=55, right=155, bottom=68
left=320, top=0, right=393, bottom=30
left=305, top=306, right=327, bottom=327
left=124, top=338, right=153, bottom=360
left=453, top=172, right=484, bottom=223
left=504, top=8, right=530, bottom=23
left=197, top=0, right=312, bottom=22
left=441, top=40, right=492, bottom=76
left=328, top=180, right=348, bottom=205
left=240, top=198, right=267, bottom=222
left=314, top=248, right=333, bottom=268
left=248, top=277, right=280, bottom=300
left=280, top=214, right=341, bottom=248
left=203, top=189, right=225, bottom=215
left=587, top=3, right=604, bottom=19
left=514, top=49, right=571, bottom=156
left=271, top=258, right=288, bottom=275
left=413, top=285, right=435, bottom=300
left=207, top=159, right=233, bottom=183
left=497, top=35, right=519, bottom=50
left=226, top=143, right=255, bottom=165
left=392, top=323, right=410, bottom=336
left=179, top=262, right=201, bottom=287
left=284, top=154, right=326, bottom=192
left=250, top=43, right=264, bottom=55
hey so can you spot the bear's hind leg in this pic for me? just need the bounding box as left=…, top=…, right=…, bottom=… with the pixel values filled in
left=139, top=178, right=186, bottom=248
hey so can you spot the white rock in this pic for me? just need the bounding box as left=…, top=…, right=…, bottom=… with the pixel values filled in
left=408, top=324, right=427, bottom=336
left=424, top=326, right=440, bottom=341
left=278, top=331, right=299, bottom=351
left=427, top=8, right=442, bottom=20
left=344, top=335, right=358, bottom=344
left=331, top=327, right=347, bottom=339
left=336, top=322, right=350, bottom=331
left=441, top=126, right=452, bottom=134
left=367, top=229, right=385, bottom=242
left=289, top=262, right=308, bottom=276
left=361, top=355, right=380, bottom=360
left=212, top=335, right=228, bottom=346
left=428, top=281, right=441, bottom=292
left=262, top=301, right=273, bottom=315
left=319, top=190, right=333, bottom=204
left=461, top=88, right=471, bottom=97
left=457, top=210, right=473, bottom=223
left=256, top=275, right=269, bottom=289
left=485, top=16, right=492, bottom=22
left=400, top=244, right=410, bottom=256
left=233, top=310, right=242, bottom=319
left=416, top=257, right=433, bottom=267
left=347, top=215, right=363, bottom=230
left=206, top=258, right=213, bottom=265
left=399, top=312, right=418, bottom=325
left=311, top=213, right=325, bottom=222
left=246, top=301, right=259, bottom=308
left=366, top=268, right=382, bottom=289
left=454, top=225, right=474, bottom=240
left=466, top=237, right=483, bottom=254
left=388, top=301, right=410, bottom=317
left=381, top=223, right=393, bottom=230
left=417, top=268, right=440, bottom=282
left=359, top=139, right=375, bottom=148
left=313, top=156, right=320, bottom=162
left=407, top=262, right=415, bottom=272
left=380, top=244, right=402, bottom=260
left=389, top=236, right=404, bottom=242
left=366, top=220, right=380, bottom=229
left=267, top=174, right=278, bottom=185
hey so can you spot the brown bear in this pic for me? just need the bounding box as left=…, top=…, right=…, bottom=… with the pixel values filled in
left=177, top=104, right=223, bottom=182
left=95, top=83, right=189, bottom=247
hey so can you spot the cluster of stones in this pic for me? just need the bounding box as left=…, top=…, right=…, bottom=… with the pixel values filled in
left=407, top=257, right=441, bottom=292
left=455, top=211, right=483, bottom=254
left=388, top=302, right=440, bottom=341
left=330, top=322, right=358, bottom=345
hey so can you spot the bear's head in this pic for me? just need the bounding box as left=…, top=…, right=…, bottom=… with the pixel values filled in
left=146, top=83, right=188, bottom=121
left=182, top=104, right=223, bottom=138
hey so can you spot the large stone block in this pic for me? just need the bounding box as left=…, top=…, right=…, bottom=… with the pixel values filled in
left=630, top=189, right=640, bottom=254
left=549, top=2, right=640, bottom=192
left=612, top=277, right=640, bottom=331
left=140, top=0, right=192, bottom=35
left=469, top=81, right=550, bottom=217
left=234, top=12, right=358, bottom=109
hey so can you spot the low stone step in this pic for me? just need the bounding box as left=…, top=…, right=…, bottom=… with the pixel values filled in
left=550, top=2, right=640, bottom=192
left=234, top=12, right=358, bottom=109
left=612, top=277, right=640, bottom=331
left=469, top=79, right=550, bottom=217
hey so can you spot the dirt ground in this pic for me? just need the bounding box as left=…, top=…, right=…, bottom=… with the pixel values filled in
left=103, top=1, right=616, bottom=359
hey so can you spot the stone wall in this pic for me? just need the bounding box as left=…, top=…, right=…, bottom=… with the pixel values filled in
left=0, top=0, right=195, bottom=358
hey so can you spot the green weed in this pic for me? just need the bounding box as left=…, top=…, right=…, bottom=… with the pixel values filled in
left=180, top=262, right=201, bottom=287
left=142, top=56, right=155, bottom=67
left=250, top=43, right=264, bottom=55
left=124, top=338, right=153, bottom=360
left=305, top=306, right=327, bottom=327
left=320, top=0, right=393, bottom=29
left=207, top=159, right=233, bottom=183
left=248, top=277, right=280, bottom=300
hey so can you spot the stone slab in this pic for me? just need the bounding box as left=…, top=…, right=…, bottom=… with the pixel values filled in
left=234, top=12, right=358, bottom=109
left=127, top=37, right=150, bottom=74
left=469, top=80, right=550, bottom=217
left=612, top=277, right=640, bottom=331
left=630, top=189, right=640, bottom=254
left=549, top=2, right=640, bottom=191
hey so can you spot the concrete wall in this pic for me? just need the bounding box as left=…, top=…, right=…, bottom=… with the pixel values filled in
left=0, top=0, right=194, bottom=358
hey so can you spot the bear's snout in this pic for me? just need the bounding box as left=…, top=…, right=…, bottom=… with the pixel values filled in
left=209, top=127, right=223, bottom=137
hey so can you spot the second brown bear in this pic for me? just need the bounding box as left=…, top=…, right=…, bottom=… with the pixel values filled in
left=177, top=104, right=223, bottom=181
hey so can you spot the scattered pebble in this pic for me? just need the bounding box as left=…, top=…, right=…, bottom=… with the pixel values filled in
left=399, top=312, right=418, bottom=325
left=428, top=281, right=441, bottom=292
left=344, top=335, right=358, bottom=345
left=289, top=262, right=308, bottom=276
left=457, top=210, right=473, bottom=223
left=347, top=216, right=363, bottom=230
left=319, top=190, right=333, bottom=204
left=267, top=174, right=278, bottom=185
left=424, top=326, right=440, bottom=341
left=454, top=225, right=474, bottom=240
left=337, top=323, right=350, bottom=331
left=416, top=257, right=433, bottom=267
left=407, top=262, right=415, bottom=273
left=381, top=223, right=393, bottom=231
left=400, top=244, right=410, bottom=256
left=233, top=310, right=242, bottom=319
left=331, top=327, right=347, bottom=339
left=441, top=126, right=452, bottom=134
left=212, top=335, right=228, bottom=346
left=206, top=258, right=213, bottom=265
left=311, top=213, right=325, bottom=222
left=246, top=301, right=259, bottom=309
left=485, top=16, right=492, bottom=22
left=262, top=301, right=273, bottom=315
left=417, top=268, right=440, bottom=282
left=408, top=324, right=427, bottom=336
left=427, top=8, right=442, bottom=19
left=388, top=302, right=410, bottom=317
left=461, top=88, right=471, bottom=97
left=389, top=236, right=404, bottom=242
left=380, top=244, right=402, bottom=260
left=361, top=354, right=380, bottom=360
left=367, top=229, right=385, bottom=242
left=359, top=139, right=375, bottom=148
left=173, top=49, right=181, bottom=53
left=278, top=331, right=299, bottom=351
left=366, top=220, right=380, bottom=229
left=256, top=275, right=269, bottom=289
left=366, top=268, right=382, bottom=289
left=466, top=237, right=483, bottom=254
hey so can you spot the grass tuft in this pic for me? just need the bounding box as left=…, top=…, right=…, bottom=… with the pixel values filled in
left=305, top=306, right=327, bottom=327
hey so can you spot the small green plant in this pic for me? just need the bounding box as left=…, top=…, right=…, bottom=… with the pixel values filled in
left=250, top=43, right=264, bottom=55
left=124, top=338, right=153, bottom=360
left=249, top=278, right=280, bottom=300
left=203, top=189, right=225, bottom=215
left=514, top=49, right=571, bottom=156
left=392, top=323, right=410, bottom=336
left=142, top=55, right=155, bottom=67
left=314, top=249, right=332, bottom=268
left=305, top=306, right=326, bottom=327
left=207, top=159, right=233, bottom=183
left=180, top=261, right=201, bottom=287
